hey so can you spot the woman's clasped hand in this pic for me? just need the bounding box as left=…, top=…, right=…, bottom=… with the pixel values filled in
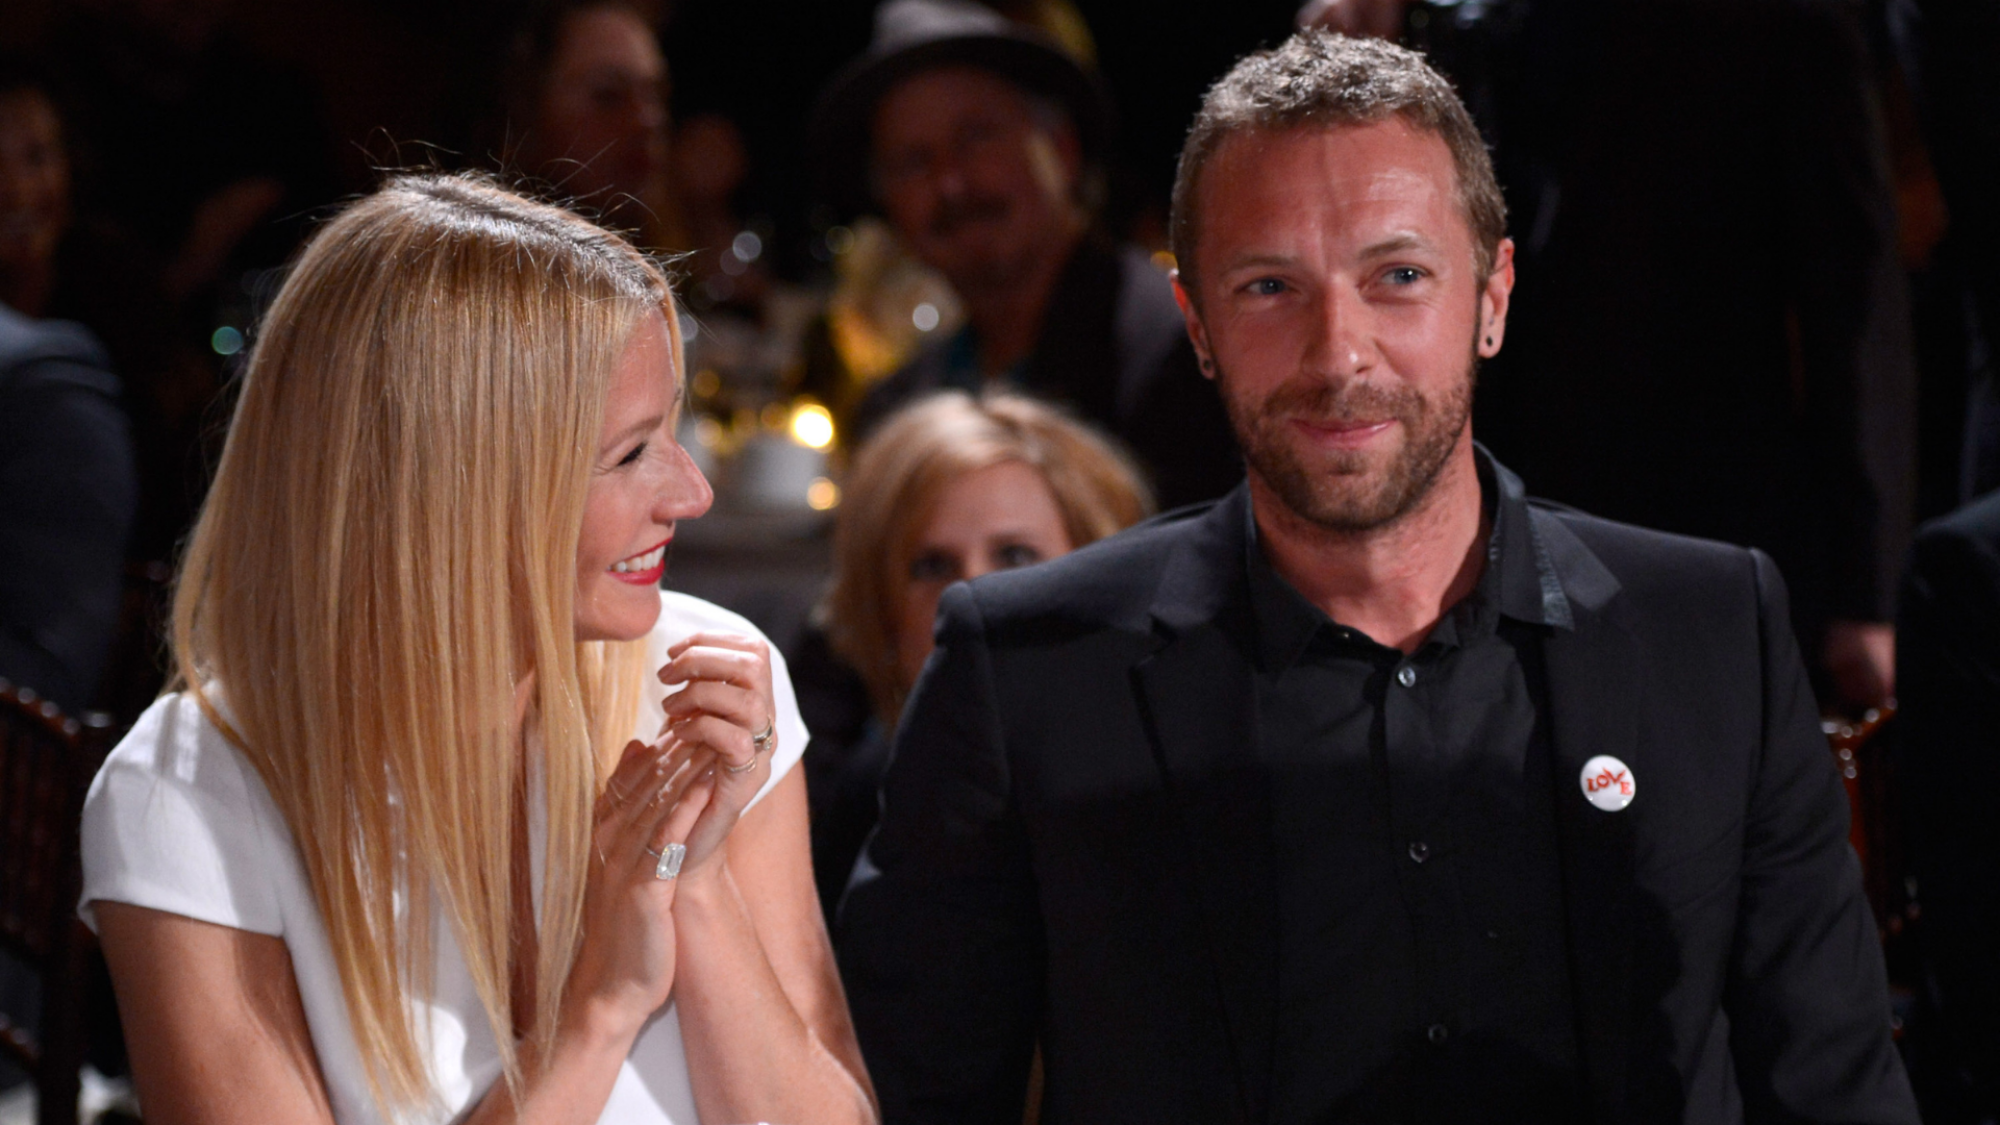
left=570, top=631, right=781, bottom=1032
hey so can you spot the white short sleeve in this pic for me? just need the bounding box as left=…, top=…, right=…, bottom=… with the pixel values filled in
left=79, top=693, right=290, bottom=935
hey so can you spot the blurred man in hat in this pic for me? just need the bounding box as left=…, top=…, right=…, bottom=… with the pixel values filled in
left=812, top=0, right=1241, bottom=509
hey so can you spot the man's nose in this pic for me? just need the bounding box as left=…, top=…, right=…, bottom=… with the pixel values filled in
left=1303, top=285, right=1371, bottom=378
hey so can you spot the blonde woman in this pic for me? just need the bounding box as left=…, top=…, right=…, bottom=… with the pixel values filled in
left=795, top=392, right=1152, bottom=916
left=77, top=175, right=876, bottom=1125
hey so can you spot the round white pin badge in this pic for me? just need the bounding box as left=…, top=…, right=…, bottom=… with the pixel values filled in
left=1580, top=755, right=1636, bottom=812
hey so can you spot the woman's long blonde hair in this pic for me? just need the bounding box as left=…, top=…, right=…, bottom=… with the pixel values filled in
left=171, top=173, right=673, bottom=1115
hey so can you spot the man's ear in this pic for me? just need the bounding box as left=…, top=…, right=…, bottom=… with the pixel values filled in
left=1477, top=237, right=1516, bottom=359
left=1172, top=271, right=1217, bottom=381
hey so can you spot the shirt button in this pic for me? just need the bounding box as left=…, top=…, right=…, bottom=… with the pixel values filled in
left=1427, top=1023, right=1450, bottom=1045
left=1408, top=840, right=1430, bottom=864
left=1396, top=665, right=1418, bottom=688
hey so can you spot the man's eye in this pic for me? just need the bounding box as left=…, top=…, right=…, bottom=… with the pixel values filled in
left=1247, top=277, right=1288, bottom=296
left=1385, top=266, right=1426, bottom=285
left=617, top=442, right=647, bottom=467
left=908, top=551, right=959, bottom=583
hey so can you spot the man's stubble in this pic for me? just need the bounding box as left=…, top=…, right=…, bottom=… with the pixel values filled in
left=1219, top=345, right=1477, bottom=535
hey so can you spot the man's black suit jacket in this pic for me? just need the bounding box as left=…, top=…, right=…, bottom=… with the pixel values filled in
left=839, top=481, right=1916, bottom=1125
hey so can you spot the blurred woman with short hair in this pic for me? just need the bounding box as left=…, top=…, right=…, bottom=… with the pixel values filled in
left=798, top=391, right=1152, bottom=915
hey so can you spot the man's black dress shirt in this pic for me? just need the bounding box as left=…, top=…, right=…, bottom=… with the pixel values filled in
left=1247, top=454, right=1585, bottom=1121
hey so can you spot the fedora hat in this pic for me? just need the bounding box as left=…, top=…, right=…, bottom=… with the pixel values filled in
left=810, top=0, right=1114, bottom=218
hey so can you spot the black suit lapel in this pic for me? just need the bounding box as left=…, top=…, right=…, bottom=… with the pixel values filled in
left=1532, top=507, right=1643, bottom=1121
left=1132, top=490, right=1275, bottom=1124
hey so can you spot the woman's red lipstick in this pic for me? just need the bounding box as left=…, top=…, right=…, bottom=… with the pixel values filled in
left=609, top=538, right=670, bottom=584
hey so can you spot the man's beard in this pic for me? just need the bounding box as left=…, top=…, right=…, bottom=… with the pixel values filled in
left=1221, top=352, right=1476, bottom=535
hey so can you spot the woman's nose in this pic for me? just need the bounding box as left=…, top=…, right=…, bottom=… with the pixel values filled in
left=656, top=439, right=713, bottom=522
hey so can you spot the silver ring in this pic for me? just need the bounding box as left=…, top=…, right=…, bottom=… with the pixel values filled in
left=723, top=753, right=760, bottom=775
left=645, top=842, right=686, bottom=880
left=750, top=715, right=777, bottom=756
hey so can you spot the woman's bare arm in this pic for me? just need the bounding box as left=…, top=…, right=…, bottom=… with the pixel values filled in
left=96, top=737, right=715, bottom=1125
left=100, top=901, right=655, bottom=1125
left=96, top=904, right=336, bottom=1125
left=673, top=767, right=878, bottom=1125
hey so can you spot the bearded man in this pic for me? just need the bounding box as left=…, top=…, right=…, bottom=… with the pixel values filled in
left=837, top=30, right=1917, bottom=1125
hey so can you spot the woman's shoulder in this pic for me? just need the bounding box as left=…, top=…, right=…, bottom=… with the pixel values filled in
left=653, top=588, right=772, bottom=647
left=91, top=692, right=277, bottom=816
left=80, top=691, right=294, bottom=935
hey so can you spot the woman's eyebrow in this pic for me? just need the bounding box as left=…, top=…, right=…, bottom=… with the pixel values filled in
left=602, top=413, right=665, bottom=451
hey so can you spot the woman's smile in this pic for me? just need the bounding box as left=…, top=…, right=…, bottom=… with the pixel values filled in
left=609, top=539, right=670, bottom=582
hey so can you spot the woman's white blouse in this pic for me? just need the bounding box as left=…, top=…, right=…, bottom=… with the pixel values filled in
left=79, top=590, right=809, bottom=1124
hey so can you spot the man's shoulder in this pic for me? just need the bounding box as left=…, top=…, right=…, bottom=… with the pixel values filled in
left=1535, top=499, right=1758, bottom=565
left=1529, top=497, right=1770, bottom=613
left=958, top=499, right=1227, bottom=635
left=1915, top=489, right=2000, bottom=554
left=0, top=303, right=119, bottom=399
left=1903, top=491, right=2000, bottom=608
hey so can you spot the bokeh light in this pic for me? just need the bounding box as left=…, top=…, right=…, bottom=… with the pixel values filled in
left=790, top=402, right=836, bottom=450
left=807, top=477, right=839, bottom=511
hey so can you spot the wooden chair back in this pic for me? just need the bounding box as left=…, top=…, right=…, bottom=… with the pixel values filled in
left=0, top=679, right=114, bottom=1125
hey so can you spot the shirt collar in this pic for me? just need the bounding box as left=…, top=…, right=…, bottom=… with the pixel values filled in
left=1245, top=445, right=1570, bottom=673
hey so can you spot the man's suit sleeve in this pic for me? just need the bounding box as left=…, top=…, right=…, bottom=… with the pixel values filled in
left=837, top=582, right=1042, bottom=1124
left=0, top=358, right=137, bottom=712
left=1725, top=549, right=1918, bottom=1123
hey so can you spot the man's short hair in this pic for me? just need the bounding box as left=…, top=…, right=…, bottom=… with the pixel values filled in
left=1170, top=31, right=1508, bottom=294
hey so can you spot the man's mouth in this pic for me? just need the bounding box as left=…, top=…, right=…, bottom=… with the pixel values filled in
left=1291, top=417, right=1395, bottom=448
left=609, top=540, right=669, bottom=583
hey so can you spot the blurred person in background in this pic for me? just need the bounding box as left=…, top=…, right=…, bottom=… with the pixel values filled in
left=811, top=0, right=1241, bottom=510
left=788, top=391, right=1151, bottom=920
left=487, top=0, right=823, bottom=445
left=0, top=61, right=68, bottom=322
left=1868, top=0, right=2000, bottom=511
left=0, top=55, right=217, bottom=592
left=493, top=0, right=683, bottom=253
left=1304, top=0, right=1916, bottom=712
left=0, top=299, right=135, bottom=714
left=1896, top=487, right=2000, bottom=1123
left=48, top=0, right=339, bottom=307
